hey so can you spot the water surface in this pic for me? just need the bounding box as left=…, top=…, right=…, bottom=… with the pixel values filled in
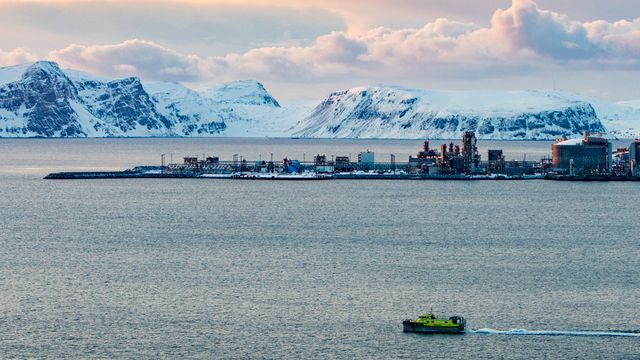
left=0, top=138, right=638, bottom=358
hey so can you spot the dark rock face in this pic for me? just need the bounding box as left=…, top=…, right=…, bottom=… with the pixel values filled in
left=0, top=62, right=280, bottom=137
left=0, top=62, right=84, bottom=136
left=74, top=76, right=173, bottom=133
left=0, top=61, right=175, bottom=137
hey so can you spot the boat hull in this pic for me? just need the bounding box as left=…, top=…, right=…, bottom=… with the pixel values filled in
left=403, top=321, right=464, bottom=334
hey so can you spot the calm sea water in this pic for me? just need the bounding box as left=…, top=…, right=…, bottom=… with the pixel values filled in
left=0, top=138, right=639, bottom=359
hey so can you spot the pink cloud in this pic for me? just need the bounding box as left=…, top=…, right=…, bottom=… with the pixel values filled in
left=0, top=48, right=37, bottom=66
left=0, top=0, right=633, bottom=90
left=215, top=0, right=640, bottom=82
left=48, top=39, right=207, bottom=81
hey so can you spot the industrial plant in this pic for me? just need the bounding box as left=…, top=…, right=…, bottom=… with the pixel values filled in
left=45, top=131, right=640, bottom=181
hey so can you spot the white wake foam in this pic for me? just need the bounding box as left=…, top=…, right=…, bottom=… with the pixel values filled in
left=469, top=328, right=640, bottom=337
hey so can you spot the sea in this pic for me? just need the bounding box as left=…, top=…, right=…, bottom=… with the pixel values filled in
left=0, top=138, right=639, bottom=359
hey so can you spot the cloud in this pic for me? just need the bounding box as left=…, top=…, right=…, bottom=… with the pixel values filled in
left=30, top=0, right=640, bottom=83
left=2, top=0, right=640, bottom=99
left=48, top=40, right=208, bottom=82
left=220, top=32, right=370, bottom=82
left=585, top=18, right=640, bottom=58
left=0, top=1, right=346, bottom=57
left=491, top=0, right=600, bottom=59
left=0, top=48, right=37, bottom=66
left=206, top=0, right=640, bottom=84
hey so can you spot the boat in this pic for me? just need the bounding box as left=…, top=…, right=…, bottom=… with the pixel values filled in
left=403, top=312, right=466, bottom=334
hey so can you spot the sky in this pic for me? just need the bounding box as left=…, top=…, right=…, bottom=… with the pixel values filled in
left=0, top=0, right=639, bottom=100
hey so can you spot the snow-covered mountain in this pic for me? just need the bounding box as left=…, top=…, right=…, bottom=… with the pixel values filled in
left=0, top=61, right=96, bottom=137
left=292, top=86, right=630, bottom=140
left=144, top=80, right=308, bottom=137
left=578, top=97, right=640, bottom=139
left=1, top=61, right=639, bottom=139
left=0, top=61, right=304, bottom=137
left=199, top=80, right=280, bottom=107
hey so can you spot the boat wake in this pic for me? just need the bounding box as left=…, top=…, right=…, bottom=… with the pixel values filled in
left=468, top=328, right=640, bottom=337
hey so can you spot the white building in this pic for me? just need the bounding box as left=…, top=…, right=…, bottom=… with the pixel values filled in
left=358, top=151, right=374, bottom=164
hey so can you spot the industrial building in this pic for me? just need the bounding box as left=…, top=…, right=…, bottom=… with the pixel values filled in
left=206, top=156, right=219, bottom=165
left=358, top=151, right=375, bottom=171
left=334, top=156, right=352, bottom=172
left=461, top=131, right=480, bottom=173
left=407, top=132, right=481, bottom=175
left=630, top=140, right=640, bottom=176
left=487, top=150, right=505, bottom=174
left=408, top=141, right=439, bottom=174
left=358, top=151, right=375, bottom=164
left=313, top=154, right=335, bottom=173
left=183, top=157, right=198, bottom=165
left=552, top=132, right=612, bottom=175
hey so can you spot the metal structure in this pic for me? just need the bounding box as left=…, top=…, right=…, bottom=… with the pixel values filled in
left=487, top=149, right=505, bottom=174
left=461, top=131, right=480, bottom=174
left=630, top=140, right=640, bottom=176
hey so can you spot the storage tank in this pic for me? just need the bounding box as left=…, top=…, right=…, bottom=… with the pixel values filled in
left=552, top=132, right=612, bottom=175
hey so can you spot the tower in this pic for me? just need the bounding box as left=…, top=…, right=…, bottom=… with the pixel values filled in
left=461, top=131, right=479, bottom=174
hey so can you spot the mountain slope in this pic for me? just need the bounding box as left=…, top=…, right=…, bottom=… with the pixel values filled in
left=199, top=80, right=281, bottom=107
left=0, top=61, right=292, bottom=137
left=0, top=61, right=87, bottom=137
left=576, top=96, right=640, bottom=139
left=1, top=61, right=639, bottom=139
left=292, top=87, right=611, bottom=140
left=145, top=80, right=309, bottom=137
left=69, top=71, right=174, bottom=136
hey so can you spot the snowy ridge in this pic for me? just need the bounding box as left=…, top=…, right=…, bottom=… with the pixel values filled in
left=293, top=86, right=612, bottom=140
left=618, top=100, right=640, bottom=109
left=145, top=81, right=310, bottom=137
left=582, top=97, right=640, bottom=139
left=199, top=80, right=281, bottom=107
left=0, top=63, right=32, bottom=84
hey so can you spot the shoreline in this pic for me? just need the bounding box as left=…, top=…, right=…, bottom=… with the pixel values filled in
left=43, top=170, right=640, bottom=182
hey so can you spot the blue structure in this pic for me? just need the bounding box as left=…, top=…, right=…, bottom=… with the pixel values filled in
left=283, top=158, right=302, bottom=173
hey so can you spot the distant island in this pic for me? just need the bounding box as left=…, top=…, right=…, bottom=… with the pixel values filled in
left=1, top=61, right=639, bottom=139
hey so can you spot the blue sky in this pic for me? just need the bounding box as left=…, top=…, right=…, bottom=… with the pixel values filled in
left=1, top=0, right=639, bottom=100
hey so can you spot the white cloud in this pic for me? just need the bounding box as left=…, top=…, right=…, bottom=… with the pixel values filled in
left=585, top=18, right=640, bottom=58
left=491, top=0, right=600, bottom=59
left=0, top=48, right=37, bottom=66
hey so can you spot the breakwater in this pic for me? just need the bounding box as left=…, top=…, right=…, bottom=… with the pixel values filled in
left=44, top=168, right=640, bottom=181
left=44, top=171, right=194, bottom=180
left=42, top=168, right=596, bottom=181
